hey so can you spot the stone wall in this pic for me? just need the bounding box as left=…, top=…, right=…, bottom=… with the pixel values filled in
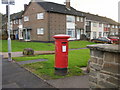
left=87, top=44, right=120, bottom=89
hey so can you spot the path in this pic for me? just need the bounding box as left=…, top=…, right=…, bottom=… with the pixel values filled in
left=2, top=58, right=55, bottom=88
left=1, top=48, right=88, bottom=58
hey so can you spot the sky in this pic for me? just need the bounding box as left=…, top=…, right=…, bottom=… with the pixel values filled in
left=0, top=0, right=120, bottom=22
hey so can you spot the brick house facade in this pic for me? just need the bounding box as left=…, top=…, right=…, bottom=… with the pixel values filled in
left=22, top=1, right=85, bottom=41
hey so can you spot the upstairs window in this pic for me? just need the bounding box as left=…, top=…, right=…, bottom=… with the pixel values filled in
left=76, top=17, right=80, bottom=21
left=67, top=15, right=75, bottom=22
left=80, top=17, right=84, bottom=22
left=24, top=16, right=29, bottom=22
left=86, top=21, right=90, bottom=26
left=19, top=19, right=22, bottom=24
left=37, top=13, right=44, bottom=19
left=37, top=28, right=44, bottom=35
left=99, top=23, right=102, bottom=27
left=93, top=22, right=97, bottom=27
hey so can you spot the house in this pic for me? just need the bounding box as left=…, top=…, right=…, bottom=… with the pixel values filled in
left=83, top=12, right=104, bottom=39
left=22, top=0, right=86, bottom=41
left=11, top=11, right=23, bottom=40
left=83, top=12, right=119, bottom=40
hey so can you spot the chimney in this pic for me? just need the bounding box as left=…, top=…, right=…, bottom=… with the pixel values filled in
left=24, top=4, right=28, bottom=10
left=66, top=0, right=70, bottom=9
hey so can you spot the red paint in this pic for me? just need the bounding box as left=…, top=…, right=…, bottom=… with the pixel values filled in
left=53, top=34, right=70, bottom=69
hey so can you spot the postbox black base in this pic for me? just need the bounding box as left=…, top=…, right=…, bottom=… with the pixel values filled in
left=55, top=68, right=68, bottom=76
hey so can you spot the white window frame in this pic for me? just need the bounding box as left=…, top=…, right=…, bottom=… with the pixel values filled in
left=99, top=23, right=102, bottom=27
left=37, top=28, right=44, bottom=35
left=93, top=22, right=97, bottom=27
left=93, top=32, right=97, bottom=39
left=80, top=17, right=84, bottom=22
left=67, top=28, right=75, bottom=38
left=86, top=21, right=89, bottom=26
left=24, top=16, right=29, bottom=22
left=77, top=17, right=80, bottom=21
left=66, top=15, right=75, bottom=22
left=19, top=19, right=22, bottom=25
left=37, top=13, right=44, bottom=19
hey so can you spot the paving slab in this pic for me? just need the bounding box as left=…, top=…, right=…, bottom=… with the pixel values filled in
left=47, top=75, right=89, bottom=88
left=16, top=59, right=48, bottom=65
left=2, top=58, right=54, bottom=88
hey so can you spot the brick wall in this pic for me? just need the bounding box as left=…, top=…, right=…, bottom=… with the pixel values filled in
left=87, top=44, right=120, bottom=89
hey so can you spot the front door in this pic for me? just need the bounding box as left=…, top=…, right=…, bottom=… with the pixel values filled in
left=77, top=29, right=80, bottom=39
left=23, top=29, right=30, bottom=41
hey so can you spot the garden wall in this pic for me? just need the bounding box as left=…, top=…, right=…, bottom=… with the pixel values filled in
left=87, top=44, right=120, bottom=89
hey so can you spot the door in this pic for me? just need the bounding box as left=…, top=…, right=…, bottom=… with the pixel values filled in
left=23, top=29, right=30, bottom=41
left=77, top=29, right=80, bottom=39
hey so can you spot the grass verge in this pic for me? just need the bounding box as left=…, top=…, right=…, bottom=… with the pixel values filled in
left=1, top=40, right=95, bottom=52
left=13, top=49, right=90, bottom=79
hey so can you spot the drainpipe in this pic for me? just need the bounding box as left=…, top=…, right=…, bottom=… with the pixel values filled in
left=48, top=11, right=50, bottom=42
left=25, top=28, right=27, bottom=41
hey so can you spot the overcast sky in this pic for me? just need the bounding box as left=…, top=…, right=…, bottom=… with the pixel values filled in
left=0, top=0, right=119, bottom=22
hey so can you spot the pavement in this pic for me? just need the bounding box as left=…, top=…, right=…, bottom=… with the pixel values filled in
left=1, top=48, right=89, bottom=88
left=2, top=58, right=55, bottom=88
left=47, top=75, right=89, bottom=88
left=2, top=58, right=89, bottom=88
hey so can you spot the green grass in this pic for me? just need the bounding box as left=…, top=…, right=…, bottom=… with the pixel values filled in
left=13, top=49, right=90, bottom=79
left=1, top=40, right=54, bottom=52
left=69, top=40, right=95, bottom=49
left=1, top=40, right=95, bottom=52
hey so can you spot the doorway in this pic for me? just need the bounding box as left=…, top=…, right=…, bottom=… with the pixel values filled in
left=77, top=29, right=81, bottom=39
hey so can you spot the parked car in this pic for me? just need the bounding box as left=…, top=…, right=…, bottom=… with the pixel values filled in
left=108, top=36, right=119, bottom=44
left=91, top=37, right=113, bottom=44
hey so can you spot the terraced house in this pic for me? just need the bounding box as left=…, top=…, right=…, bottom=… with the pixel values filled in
left=84, top=12, right=118, bottom=40
left=2, top=0, right=119, bottom=41
left=22, top=0, right=85, bottom=41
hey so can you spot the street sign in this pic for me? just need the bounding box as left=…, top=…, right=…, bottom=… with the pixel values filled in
left=2, top=0, right=15, bottom=5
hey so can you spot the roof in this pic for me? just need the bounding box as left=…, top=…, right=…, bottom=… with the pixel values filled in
left=10, top=11, right=23, bottom=20
left=36, top=1, right=85, bottom=17
left=82, top=12, right=118, bottom=25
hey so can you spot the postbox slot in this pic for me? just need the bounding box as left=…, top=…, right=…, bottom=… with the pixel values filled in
left=62, top=42, right=67, bottom=44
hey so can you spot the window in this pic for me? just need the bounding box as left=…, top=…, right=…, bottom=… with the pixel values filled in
left=14, top=20, right=16, bottom=24
left=37, top=13, right=44, bottom=19
left=80, top=17, right=83, bottom=22
left=24, top=16, right=29, bottom=22
left=115, top=26, right=118, bottom=28
left=19, top=19, right=22, bottom=24
left=67, top=29, right=75, bottom=38
left=93, top=22, right=97, bottom=27
left=37, top=28, right=44, bottom=35
left=76, top=17, right=80, bottom=21
left=86, top=21, right=90, bottom=26
left=99, top=32, right=102, bottom=37
left=67, top=15, right=75, bottom=22
left=112, top=25, right=114, bottom=28
left=108, top=25, right=110, bottom=28
left=13, top=20, right=18, bottom=24
left=99, top=23, right=102, bottom=27
left=93, top=32, right=96, bottom=39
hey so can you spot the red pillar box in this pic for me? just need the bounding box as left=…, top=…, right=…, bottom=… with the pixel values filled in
left=53, top=34, right=70, bottom=75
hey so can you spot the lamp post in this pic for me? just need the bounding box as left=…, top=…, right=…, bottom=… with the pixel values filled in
left=2, top=0, right=15, bottom=61
left=7, top=0, right=12, bottom=61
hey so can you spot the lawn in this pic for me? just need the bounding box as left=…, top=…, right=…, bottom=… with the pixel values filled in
left=13, top=49, right=90, bottom=79
left=1, top=40, right=95, bottom=52
left=1, top=40, right=54, bottom=52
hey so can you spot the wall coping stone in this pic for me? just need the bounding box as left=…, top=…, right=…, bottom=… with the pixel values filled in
left=87, top=44, right=120, bottom=53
